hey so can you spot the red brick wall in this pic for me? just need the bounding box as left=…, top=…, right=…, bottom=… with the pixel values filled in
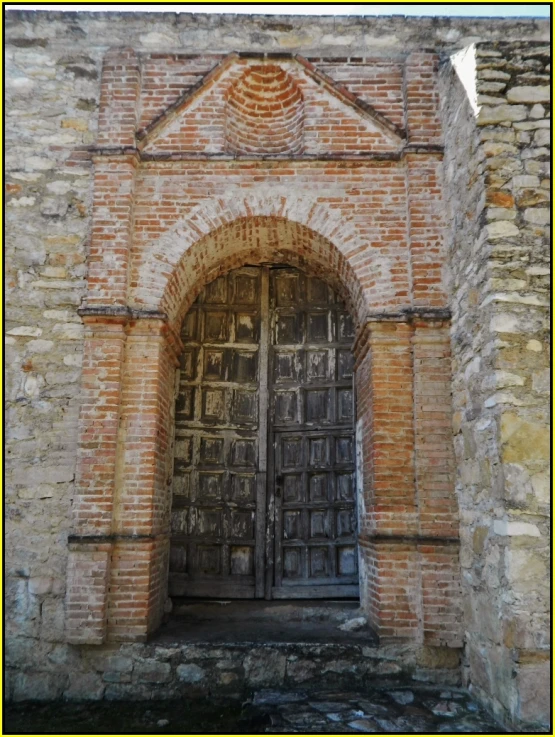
left=314, top=58, right=405, bottom=130
left=138, top=54, right=224, bottom=133
left=97, top=48, right=141, bottom=148
left=67, top=48, right=462, bottom=649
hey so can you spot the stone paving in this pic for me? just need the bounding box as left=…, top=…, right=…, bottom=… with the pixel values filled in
left=245, top=686, right=503, bottom=733
left=5, top=685, right=504, bottom=734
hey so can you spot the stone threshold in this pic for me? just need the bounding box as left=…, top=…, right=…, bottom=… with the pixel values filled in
left=157, top=599, right=375, bottom=646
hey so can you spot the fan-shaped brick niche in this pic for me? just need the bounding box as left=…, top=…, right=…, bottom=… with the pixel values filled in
left=226, top=65, right=304, bottom=155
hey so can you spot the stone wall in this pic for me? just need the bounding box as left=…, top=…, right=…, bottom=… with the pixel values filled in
left=5, top=18, right=98, bottom=657
left=4, top=10, right=548, bottom=56
left=5, top=11, right=550, bottom=731
left=440, top=41, right=550, bottom=730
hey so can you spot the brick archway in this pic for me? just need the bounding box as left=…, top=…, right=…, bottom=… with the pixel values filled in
left=67, top=210, right=461, bottom=646
left=129, top=189, right=372, bottom=329
left=68, top=213, right=377, bottom=644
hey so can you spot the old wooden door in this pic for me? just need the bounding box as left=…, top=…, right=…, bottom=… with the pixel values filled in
left=169, top=266, right=358, bottom=600
left=268, top=268, right=358, bottom=599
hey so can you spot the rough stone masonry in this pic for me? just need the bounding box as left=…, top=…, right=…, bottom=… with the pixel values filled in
left=5, top=10, right=550, bottom=732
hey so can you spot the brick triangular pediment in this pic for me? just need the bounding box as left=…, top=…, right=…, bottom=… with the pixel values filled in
left=138, top=53, right=405, bottom=155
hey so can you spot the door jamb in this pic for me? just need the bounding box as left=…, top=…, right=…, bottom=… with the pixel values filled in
left=255, top=268, right=271, bottom=598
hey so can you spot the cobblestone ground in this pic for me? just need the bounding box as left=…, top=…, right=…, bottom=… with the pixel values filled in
left=5, top=686, right=503, bottom=734
left=246, top=687, right=503, bottom=733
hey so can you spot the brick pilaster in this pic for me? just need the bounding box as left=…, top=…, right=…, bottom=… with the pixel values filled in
left=72, top=317, right=127, bottom=536
left=87, top=154, right=139, bottom=306
left=412, top=321, right=458, bottom=538
left=405, top=153, right=448, bottom=308
left=68, top=313, right=180, bottom=643
left=97, top=47, right=141, bottom=148
left=104, top=319, right=181, bottom=641
left=66, top=316, right=126, bottom=644
left=354, top=316, right=462, bottom=645
left=355, top=320, right=418, bottom=638
left=404, top=52, right=442, bottom=145
left=66, top=544, right=111, bottom=645
left=420, top=542, right=463, bottom=648
left=112, top=319, right=181, bottom=537
left=355, top=320, right=418, bottom=538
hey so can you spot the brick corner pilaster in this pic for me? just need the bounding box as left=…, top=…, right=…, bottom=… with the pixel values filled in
left=65, top=544, right=112, bottom=645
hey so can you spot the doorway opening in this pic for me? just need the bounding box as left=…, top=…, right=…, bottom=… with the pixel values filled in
left=169, top=265, right=358, bottom=602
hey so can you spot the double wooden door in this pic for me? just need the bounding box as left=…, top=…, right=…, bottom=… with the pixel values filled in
left=169, top=266, right=358, bottom=600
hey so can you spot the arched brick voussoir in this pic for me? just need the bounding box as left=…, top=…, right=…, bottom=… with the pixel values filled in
left=130, top=190, right=382, bottom=331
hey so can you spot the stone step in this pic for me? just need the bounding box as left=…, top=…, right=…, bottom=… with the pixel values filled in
left=101, top=637, right=461, bottom=703
left=83, top=603, right=462, bottom=702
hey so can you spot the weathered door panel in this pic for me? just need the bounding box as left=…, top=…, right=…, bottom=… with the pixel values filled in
left=169, top=268, right=267, bottom=598
left=269, top=268, right=358, bottom=599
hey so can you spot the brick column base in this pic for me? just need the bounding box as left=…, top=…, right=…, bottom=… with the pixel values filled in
left=360, top=539, right=421, bottom=640
left=66, top=544, right=111, bottom=645
left=106, top=537, right=170, bottom=643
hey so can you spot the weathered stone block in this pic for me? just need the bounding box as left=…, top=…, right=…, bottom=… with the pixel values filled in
left=485, top=220, right=520, bottom=239
left=105, top=656, right=134, bottom=673
left=530, top=471, right=549, bottom=504
left=134, top=660, right=171, bottom=684
left=40, top=198, right=68, bottom=217
left=6, top=326, right=42, bottom=337
left=506, top=85, right=550, bottom=103
left=504, top=549, right=548, bottom=593
left=417, top=646, right=461, bottom=669
left=467, top=646, right=490, bottom=694
left=64, top=672, right=105, bottom=701
left=13, top=672, right=66, bottom=701
left=104, top=683, right=153, bottom=701
left=493, top=520, right=540, bottom=537
left=523, top=207, right=550, bottom=225
left=477, top=104, right=527, bottom=125
left=28, top=577, right=53, bottom=596
left=40, top=598, right=65, bottom=642
left=500, top=413, right=550, bottom=463
left=515, top=660, right=550, bottom=726
left=534, top=128, right=550, bottom=147
left=176, top=664, right=205, bottom=683
left=244, top=649, right=286, bottom=686
left=217, top=671, right=239, bottom=686
left=286, top=658, right=318, bottom=683
left=102, top=671, right=132, bottom=683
